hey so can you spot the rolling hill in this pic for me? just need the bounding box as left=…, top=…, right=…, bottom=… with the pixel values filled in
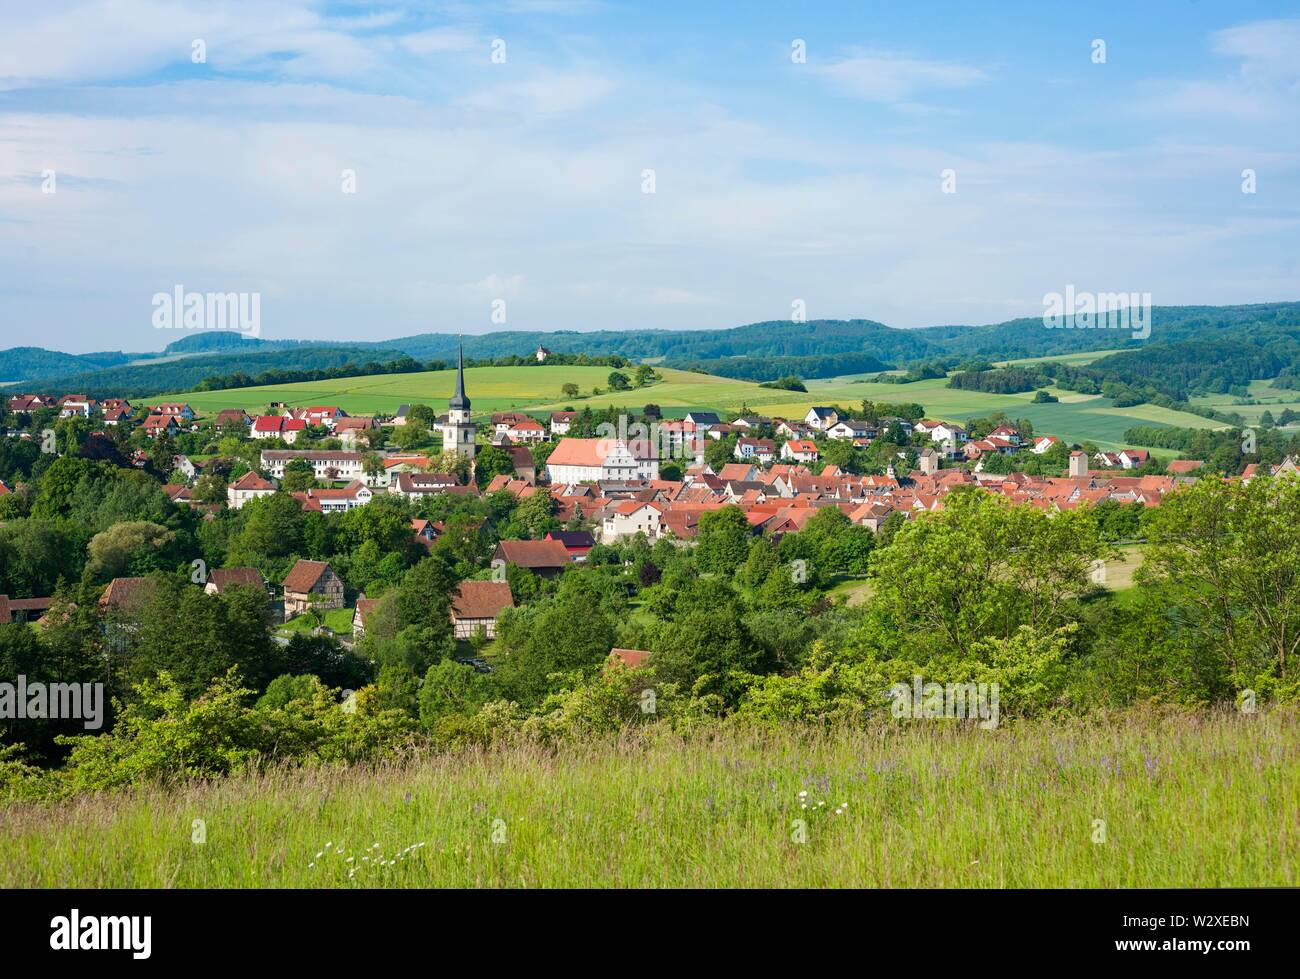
left=158, top=363, right=1226, bottom=453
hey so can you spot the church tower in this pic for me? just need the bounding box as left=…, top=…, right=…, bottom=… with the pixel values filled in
left=442, top=341, right=477, bottom=460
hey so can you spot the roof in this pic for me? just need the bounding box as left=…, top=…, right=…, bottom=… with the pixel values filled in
left=494, top=539, right=572, bottom=568
left=355, top=597, right=383, bottom=625
left=785, top=440, right=818, bottom=453
left=609, top=648, right=652, bottom=669
left=208, top=567, right=265, bottom=591
left=1166, top=459, right=1205, bottom=474
left=282, top=560, right=333, bottom=595
left=547, top=438, right=605, bottom=467
left=99, top=577, right=150, bottom=609
left=230, top=471, right=276, bottom=491
left=546, top=530, right=595, bottom=549
left=450, top=580, right=515, bottom=620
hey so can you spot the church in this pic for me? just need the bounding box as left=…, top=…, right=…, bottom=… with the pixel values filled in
left=439, top=342, right=477, bottom=460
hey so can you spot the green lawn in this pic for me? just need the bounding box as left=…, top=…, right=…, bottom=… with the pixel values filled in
left=281, top=608, right=355, bottom=636
left=2, top=712, right=1294, bottom=887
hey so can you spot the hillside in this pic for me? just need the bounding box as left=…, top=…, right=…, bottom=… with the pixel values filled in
left=160, top=362, right=1225, bottom=452
left=13, top=301, right=1300, bottom=396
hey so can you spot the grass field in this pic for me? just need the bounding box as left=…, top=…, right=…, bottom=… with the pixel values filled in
left=2, top=712, right=1294, bottom=887
left=280, top=608, right=355, bottom=637
left=157, top=355, right=1227, bottom=453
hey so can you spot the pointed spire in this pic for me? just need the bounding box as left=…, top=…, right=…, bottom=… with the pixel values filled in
left=449, top=337, right=469, bottom=412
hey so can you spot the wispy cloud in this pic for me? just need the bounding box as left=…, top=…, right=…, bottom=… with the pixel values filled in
left=812, top=50, right=989, bottom=106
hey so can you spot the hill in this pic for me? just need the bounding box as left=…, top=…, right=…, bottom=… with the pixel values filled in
left=160, top=362, right=1225, bottom=452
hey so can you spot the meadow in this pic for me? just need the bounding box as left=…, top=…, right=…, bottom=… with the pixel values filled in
left=2, top=711, right=1293, bottom=887
left=159, top=358, right=1226, bottom=453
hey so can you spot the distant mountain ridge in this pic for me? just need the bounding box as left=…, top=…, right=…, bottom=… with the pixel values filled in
left=6, top=302, right=1299, bottom=398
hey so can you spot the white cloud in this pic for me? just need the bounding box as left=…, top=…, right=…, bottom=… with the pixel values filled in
left=813, top=51, right=988, bottom=105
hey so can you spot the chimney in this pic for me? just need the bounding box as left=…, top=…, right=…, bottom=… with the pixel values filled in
left=1069, top=450, right=1088, bottom=478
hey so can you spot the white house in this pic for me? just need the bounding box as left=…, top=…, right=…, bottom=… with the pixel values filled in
left=546, top=437, right=659, bottom=483
left=825, top=420, right=871, bottom=441
left=780, top=439, right=819, bottom=463
left=227, top=471, right=277, bottom=509
left=602, top=501, right=662, bottom=543
left=260, top=450, right=365, bottom=483
left=804, top=406, right=838, bottom=431
left=734, top=437, right=775, bottom=464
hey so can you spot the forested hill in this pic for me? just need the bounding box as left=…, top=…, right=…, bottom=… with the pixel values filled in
left=7, top=302, right=1300, bottom=397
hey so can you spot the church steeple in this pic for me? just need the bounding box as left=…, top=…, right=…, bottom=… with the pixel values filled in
left=448, top=339, right=469, bottom=412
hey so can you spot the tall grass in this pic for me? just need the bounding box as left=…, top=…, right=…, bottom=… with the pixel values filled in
left=2, top=710, right=1295, bottom=887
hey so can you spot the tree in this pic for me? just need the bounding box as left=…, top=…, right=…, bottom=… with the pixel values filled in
left=282, top=459, right=317, bottom=493
left=1141, top=475, right=1300, bottom=689
left=418, top=660, right=494, bottom=729
left=607, top=371, right=631, bottom=391
left=85, top=521, right=177, bottom=581
left=561, top=383, right=580, bottom=398
left=473, top=445, right=515, bottom=488
left=696, top=505, right=751, bottom=576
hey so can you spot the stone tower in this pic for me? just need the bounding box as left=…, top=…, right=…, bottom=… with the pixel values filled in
left=1069, top=450, right=1087, bottom=478
left=442, top=341, right=477, bottom=460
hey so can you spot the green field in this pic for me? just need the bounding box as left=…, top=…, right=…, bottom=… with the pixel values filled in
left=2, top=712, right=1294, bottom=887
left=281, top=608, right=355, bottom=637
left=157, top=356, right=1227, bottom=453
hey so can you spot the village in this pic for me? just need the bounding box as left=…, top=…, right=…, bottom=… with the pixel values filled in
left=1, top=343, right=1241, bottom=650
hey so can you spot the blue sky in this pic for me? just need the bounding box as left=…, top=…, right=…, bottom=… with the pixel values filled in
left=1, top=0, right=1297, bottom=352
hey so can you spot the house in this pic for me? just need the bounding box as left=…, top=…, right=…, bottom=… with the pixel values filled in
left=804, top=406, right=838, bottom=431
left=214, top=409, right=252, bottom=430
left=1118, top=449, right=1151, bottom=470
left=7, top=394, right=55, bottom=412
left=780, top=439, right=819, bottom=463
left=734, top=437, right=776, bottom=464
left=333, top=416, right=378, bottom=447
left=602, top=501, right=662, bottom=542
left=684, top=411, right=720, bottom=431
left=504, top=445, right=536, bottom=484
left=140, top=414, right=180, bottom=439
left=505, top=416, right=547, bottom=444
left=1093, top=451, right=1123, bottom=468
left=987, top=425, right=1022, bottom=446
left=545, top=530, right=595, bottom=561
left=260, top=450, right=365, bottom=483
left=203, top=567, right=267, bottom=596
left=291, top=406, right=348, bottom=429
left=492, top=539, right=572, bottom=577
left=535, top=345, right=551, bottom=363
left=0, top=595, right=53, bottom=625
left=607, top=647, right=653, bottom=669
left=824, top=419, right=871, bottom=441
left=99, top=576, right=150, bottom=613
left=546, top=437, right=659, bottom=483
left=281, top=560, right=345, bottom=618
left=153, top=403, right=195, bottom=421
left=717, top=462, right=759, bottom=483
left=1166, top=459, right=1204, bottom=475
left=392, top=405, right=411, bottom=427
left=492, top=412, right=534, bottom=436
left=58, top=395, right=97, bottom=418
left=251, top=415, right=307, bottom=443
left=1032, top=436, right=1062, bottom=454
left=296, top=480, right=373, bottom=512
left=450, top=580, right=515, bottom=639
left=550, top=411, right=579, bottom=436
left=227, top=471, right=277, bottom=509
left=411, top=518, right=440, bottom=545
left=389, top=471, right=465, bottom=500
left=352, top=596, right=383, bottom=639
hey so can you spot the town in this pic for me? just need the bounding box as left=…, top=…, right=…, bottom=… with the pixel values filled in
left=1, top=342, right=1220, bottom=641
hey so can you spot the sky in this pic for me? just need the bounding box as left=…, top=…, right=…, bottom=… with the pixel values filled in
left=0, top=0, right=1297, bottom=353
